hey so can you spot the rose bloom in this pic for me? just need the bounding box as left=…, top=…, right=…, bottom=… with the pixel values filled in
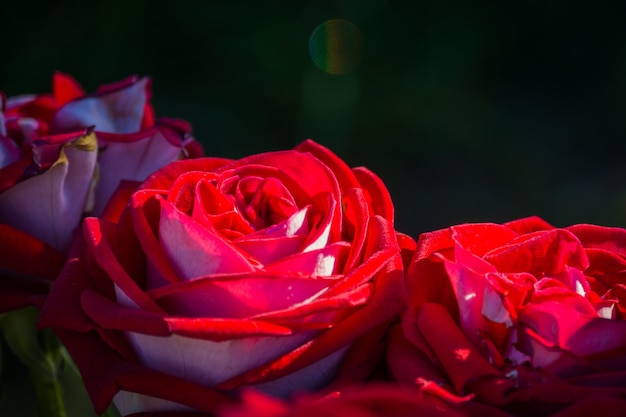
left=40, top=140, right=407, bottom=416
left=0, top=73, right=200, bottom=313
left=387, top=216, right=626, bottom=416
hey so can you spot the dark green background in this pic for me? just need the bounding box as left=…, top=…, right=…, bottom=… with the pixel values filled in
left=3, top=0, right=626, bottom=236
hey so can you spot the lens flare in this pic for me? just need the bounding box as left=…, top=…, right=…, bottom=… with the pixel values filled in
left=309, top=19, right=363, bottom=75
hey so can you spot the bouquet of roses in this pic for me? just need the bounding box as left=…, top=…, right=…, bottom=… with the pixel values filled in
left=1, top=74, right=625, bottom=417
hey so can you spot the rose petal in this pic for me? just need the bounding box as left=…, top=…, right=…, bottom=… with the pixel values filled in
left=341, top=188, right=369, bottom=272
left=249, top=346, right=349, bottom=398
left=159, top=199, right=256, bottom=279
left=265, top=242, right=350, bottom=276
left=82, top=289, right=292, bottom=340
left=0, top=225, right=64, bottom=312
left=352, top=166, right=394, bottom=222
left=91, top=123, right=189, bottom=216
left=130, top=190, right=187, bottom=288
left=141, top=158, right=233, bottom=192
left=567, top=224, right=626, bottom=257
left=51, top=77, right=149, bottom=134
left=294, top=140, right=360, bottom=192
left=504, top=216, right=554, bottom=234
left=484, top=229, right=589, bottom=275
left=234, top=206, right=311, bottom=265
left=585, top=248, right=626, bottom=294
left=417, top=302, right=504, bottom=394
left=219, top=216, right=405, bottom=388
left=251, top=283, right=372, bottom=329
left=52, top=71, right=85, bottom=105
left=0, top=131, right=97, bottom=251
left=148, top=273, right=340, bottom=318
left=126, top=330, right=316, bottom=388
left=83, top=217, right=165, bottom=314
left=451, top=223, right=519, bottom=257
left=53, top=328, right=234, bottom=415
left=0, top=134, right=20, bottom=168
left=444, top=259, right=512, bottom=354
left=386, top=324, right=453, bottom=389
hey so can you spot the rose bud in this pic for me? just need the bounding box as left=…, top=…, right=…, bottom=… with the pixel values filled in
left=388, top=216, right=626, bottom=416
left=40, top=140, right=408, bottom=416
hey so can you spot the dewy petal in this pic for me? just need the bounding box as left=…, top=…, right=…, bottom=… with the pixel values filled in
left=159, top=199, right=256, bottom=280
left=0, top=131, right=97, bottom=251
left=51, top=77, right=150, bottom=134
left=91, top=123, right=189, bottom=216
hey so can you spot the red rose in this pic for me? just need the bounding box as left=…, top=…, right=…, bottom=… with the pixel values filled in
left=40, top=140, right=407, bottom=415
left=388, top=216, right=626, bottom=416
left=0, top=73, right=200, bottom=313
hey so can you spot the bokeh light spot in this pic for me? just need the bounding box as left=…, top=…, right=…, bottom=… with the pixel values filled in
left=309, top=19, right=363, bottom=75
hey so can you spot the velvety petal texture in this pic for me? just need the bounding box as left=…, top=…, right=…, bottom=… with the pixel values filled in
left=40, top=140, right=407, bottom=415
left=0, top=73, right=201, bottom=313
left=389, top=216, right=626, bottom=416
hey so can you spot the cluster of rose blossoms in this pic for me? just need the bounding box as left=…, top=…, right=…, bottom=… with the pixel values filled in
left=1, top=74, right=626, bottom=417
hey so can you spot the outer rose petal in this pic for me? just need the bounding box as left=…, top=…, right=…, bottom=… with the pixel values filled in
left=51, top=77, right=149, bottom=134
left=52, top=71, right=85, bottom=105
left=92, top=120, right=194, bottom=216
left=0, top=225, right=64, bottom=312
left=0, top=130, right=97, bottom=251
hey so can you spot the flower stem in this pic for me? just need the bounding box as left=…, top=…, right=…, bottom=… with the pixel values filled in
left=1, top=308, right=67, bottom=417
left=29, top=366, right=67, bottom=417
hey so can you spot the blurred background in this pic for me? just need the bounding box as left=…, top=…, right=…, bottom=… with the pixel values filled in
left=3, top=0, right=626, bottom=235
left=2, top=1, right=626, bottom=415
